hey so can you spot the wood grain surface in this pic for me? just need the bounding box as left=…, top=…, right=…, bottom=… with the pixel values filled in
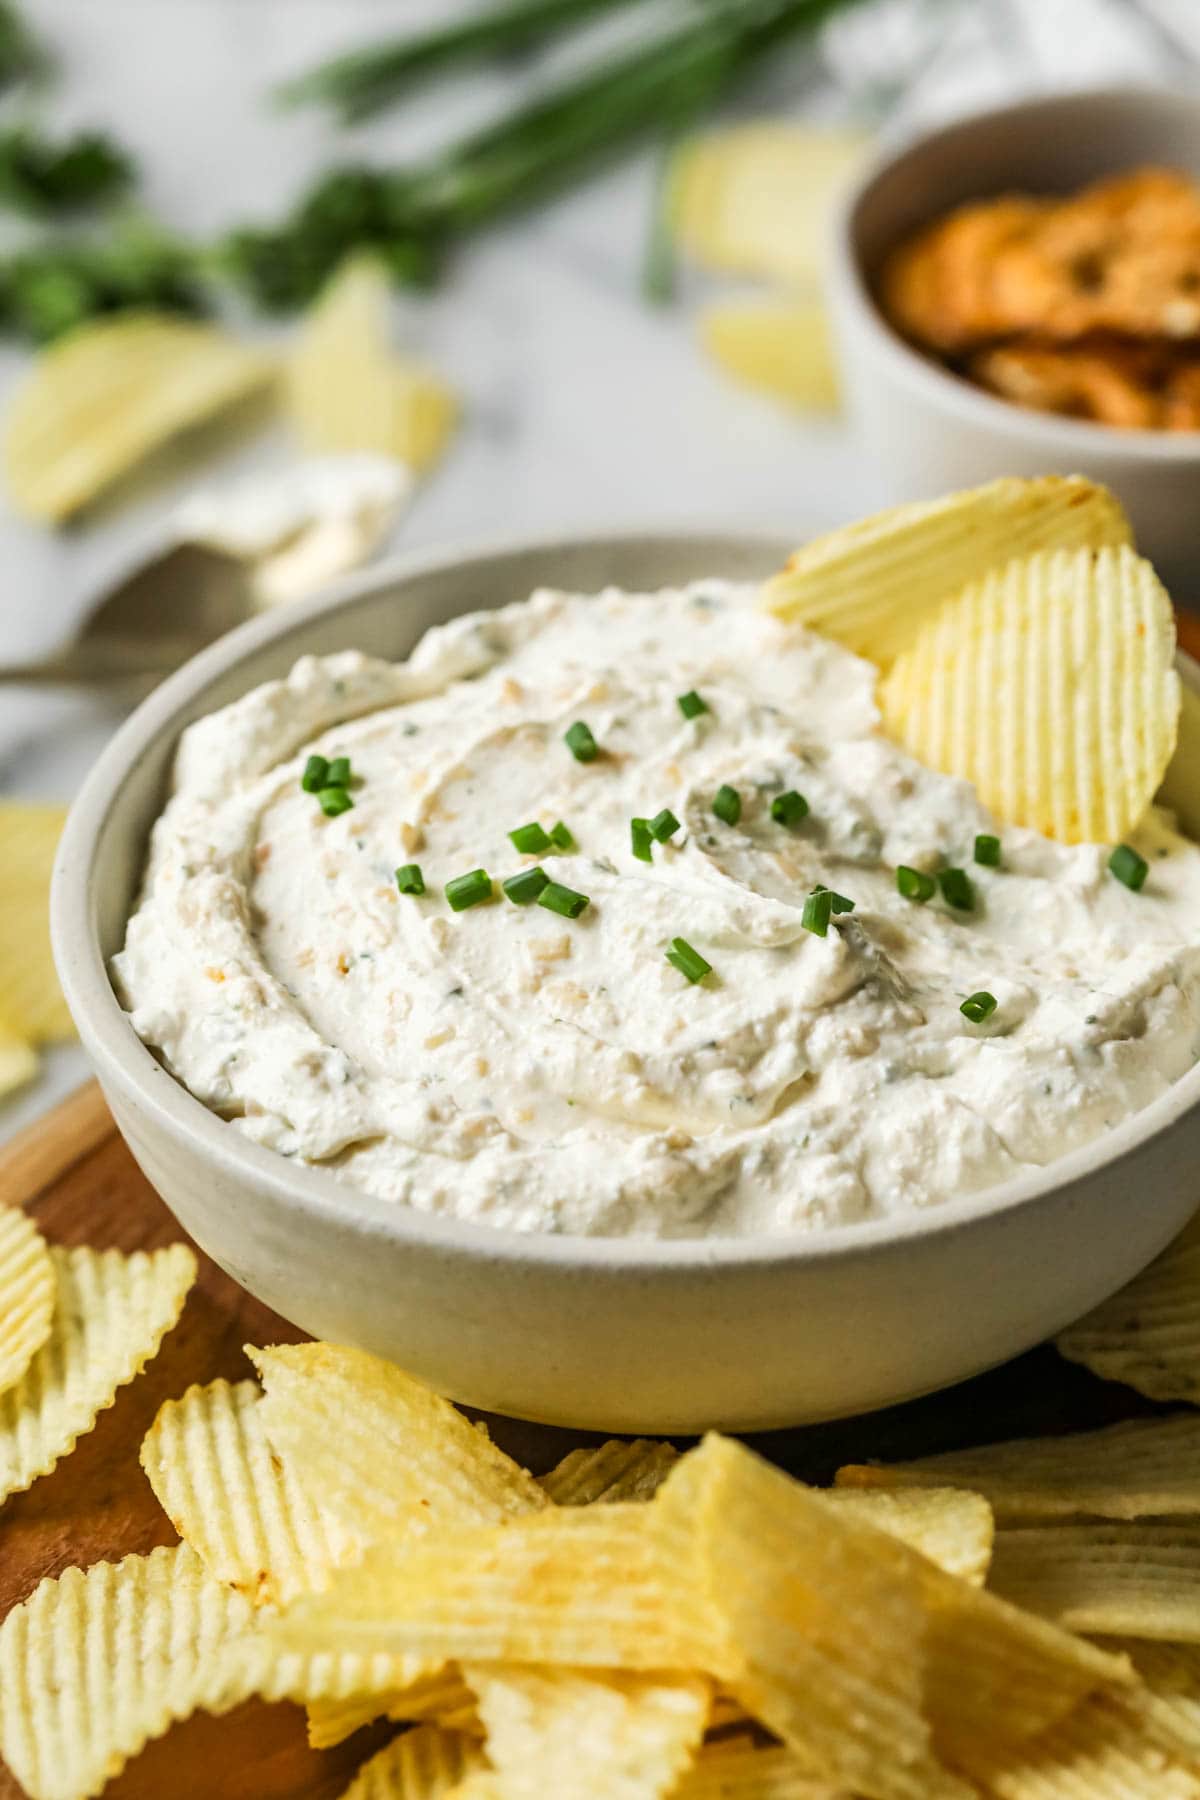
left=0, top=1083, right=1167, bottom=1799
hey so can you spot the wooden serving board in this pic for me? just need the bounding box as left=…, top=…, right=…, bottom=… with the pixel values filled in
left=0, top=1085, right=1164, bottom=1800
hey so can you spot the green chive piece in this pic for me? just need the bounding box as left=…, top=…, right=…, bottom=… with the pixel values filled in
left=1109, top=843, right=1149, bottom=892
left=897, top=865, right=936, bottom=902
left=395, top=863, right=425, bottom=896
left=538, top=880, right=590, bottom=919
left=445, top=869, right=493, bottom=911
left=564, top=720, right=598, bottom=763
left=939, top=868, right=974, bottom=912
left=509, top=821, right=551, bottom=855
left=974, top=834, right=1001, bottom=867
left=502, top=866, right=550, bottom=905
left=677, top=690, right=707, bottom=719
left=326, top=755, right=352, bottom=789
left=811, top=884, right=854, bottom=914
left=713, top=784, right=741, bottom=826
left=650, top=808, right=681, bottom=843
left=318, top=786, right=354, bottom=817
left=771, top=790, right=808, bottom=827
left=549, top=820, right=575, bottom=851
left=301, top=753, right=329, bottom=793
left=960, top=990, right=998, bottom=1024
left=666, top=936, right=711, bottom=983
left=802, top=888, right=833, bottom=936
left=631, top=817, right=654, bottom=863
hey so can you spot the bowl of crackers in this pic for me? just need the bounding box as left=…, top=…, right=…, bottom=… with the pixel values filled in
left=828, top=86, right=1200, bottom=593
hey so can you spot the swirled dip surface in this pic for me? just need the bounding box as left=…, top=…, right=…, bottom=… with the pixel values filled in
left=113, top=582, right=1200, bottom=1238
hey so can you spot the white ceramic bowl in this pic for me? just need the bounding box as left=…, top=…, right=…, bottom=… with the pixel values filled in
left=51, top=532, right=1200, bottom=1433
left=828, top=87, right=1200, bottom=595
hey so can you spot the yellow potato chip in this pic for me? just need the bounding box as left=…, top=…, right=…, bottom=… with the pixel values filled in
left=836, top=1414, right=1200, bottom=1522
left=4, top=313, right=276, bottom=523
left=466, top=1664, right=710, bottom=1800
left=251, top=1342, right=549, bottom=1543
left=882, top=542, right=1181, bottom=842
left=539, top=1438, right=680, bottom=1505
left=1093, top=1639, right=1200, bottom=1760
left=671, top=125, right=867, bottom=287
left=286, top=256, right=458, bottom=473
left=699, top=300, right=839, bottom=413
left=822, top=1485, right=994, bottom=1584
left=954, top=1689, right=1200, bottom=1800
left=0, top=1018, right=38, bottom=1096
left=0, top=802, right=72, bottom=1043
left=761, top=476, right=1132, bottom=665
left=675, top=1734, right=852, bottom=1798
left=331, top=1724, right=486, bottom=1800
left=139, top=1377, right=358, bottom=1605
left=1057, top=1214, right=1200, bottom=1402
left=0, top=1543, right=255, bottom=1800
left=306, top=1667, right=480, bottom=1750
left=988, top=1521, right=1200, bottom=1639
left=0, top=1205, right=55, bottom=1394
left=0, top=1243, right=195, bottom=1501
left=271, top=1504, right=732, bottom=1676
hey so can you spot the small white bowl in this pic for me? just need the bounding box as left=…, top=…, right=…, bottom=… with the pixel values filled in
left=828, top=87, right=1200, bottom=594
left=50, top=532, right=1200, bottom=1433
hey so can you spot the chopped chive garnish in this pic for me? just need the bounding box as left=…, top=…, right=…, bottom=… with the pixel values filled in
left=897, top=866, right=936, bottom=903
left=812, top=884, right=855, bottom=914
left=509, top=822, right=551, bottom=855
left=960, top=991, right=997, bottom=1024
left=549, top=820, right=575, bottom=851
left=301, top=754, right=329, bottom=794
left=395, top=863, right=425, bottom=896
left=677, top=690, right=707, bottom=720
left=564, top=721, right=598, bottom=763
left=666, top=936, right=711, bottom=983
left=326, top=755, right=352, bottom=789
left=538, top=880, right=590, bottom=919
left=713, top=784, right=741, bottom=826
left=503, top=866, right=550, bottom=905
left=318, top=786, right=354, bottom=817
left=939, top=868, right=974, bottom=912
left=1108, top=843, right=1148, bottom=892
left=771, top=790, right=808, bottom=828
left=974, top=834, right=1001, bottom=867
left=631, top=818, right=654, bottom=863
left=802, top=888, right=833, bottom=936
left=445, top=869, right=493, bottom=912
left=650, top=808, right=681, bottom=843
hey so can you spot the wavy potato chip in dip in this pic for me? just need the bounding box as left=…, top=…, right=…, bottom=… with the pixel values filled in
left=113, top=582, right=1200, bottom=1238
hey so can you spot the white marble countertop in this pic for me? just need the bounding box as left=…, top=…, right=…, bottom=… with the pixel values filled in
left=3, top=0, right=1197, bottom=1137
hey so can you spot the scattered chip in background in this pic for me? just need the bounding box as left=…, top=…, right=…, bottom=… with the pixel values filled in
left=0, top=801, right=73, bottom=1044
left=699, top=299, right=839, bottom=413
left=0, top=1019, right=38, bottom=1098
left=1057, top=1215, right=1200, bottom=1401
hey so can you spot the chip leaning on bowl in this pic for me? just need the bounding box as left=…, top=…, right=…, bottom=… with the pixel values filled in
left=106, top=476, right=1200, bottom=1243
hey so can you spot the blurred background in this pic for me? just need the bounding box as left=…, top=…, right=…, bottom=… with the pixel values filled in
left=3, top=0, right=1200, bottom=1138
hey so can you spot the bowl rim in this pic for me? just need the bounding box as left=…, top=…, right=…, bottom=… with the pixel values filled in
left=829, top=82, right=1200, bottom=458
left=51, top=525, right=1200, bottom=1274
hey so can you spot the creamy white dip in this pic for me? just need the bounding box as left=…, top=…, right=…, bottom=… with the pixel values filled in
left=113, top=581, right=1200, bottom=1238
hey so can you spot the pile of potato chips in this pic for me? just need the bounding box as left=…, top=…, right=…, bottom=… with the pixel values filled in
left=7, top=1201, right=1200, bottom=1798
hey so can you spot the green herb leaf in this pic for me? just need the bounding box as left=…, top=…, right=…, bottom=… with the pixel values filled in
left=509, top=822, right=551, bottom=855
left=939, top=868, right=974, bottom=912
left=771, top=790, right=808, bottom=828
left=564, top=720, right=599, bottom=763
left=650, top=808, right=681, bottom=843
left=502, top=865, right=550, bottom=904
left=677, top=690, right=707, bottom=720
left=325, top=755, right=352, bottom=789
left=318, top=786, right=354, bottom=818
left=960, top=991, right=997, bottom=1024
left=666, top=936, right=711, bottom=983
left=973, top=834, right=1001, bottom=867
left=896, top=866, right=935, bottom=903
left=549, top=820, right=575, bottom=851
left=537, top=880, right=590, bottom=919
left=301, top=754, right=329, bottom=794
left=713, top=784, right=741, bottom=826
left=395, top=863, right=425, bottom=895
left=801, top=888, right=833, bottom=936
left=631, top=818, right=654, bottom=863
left=446, top=868, right=493, bottom=911
left=1108, top=843, right=1148, bottom=892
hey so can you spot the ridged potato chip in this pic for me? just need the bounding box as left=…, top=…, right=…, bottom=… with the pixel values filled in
left=139, top=1377, right=358, bottom=1605
left=699, top=300, right=839, bottom=413
left=1094, top=1639, right=1200, bottom=1760
left=822, top=1485, right=994, bottom=1584
left=1057, top=1214, right=1200, bottom=1401
left=286, top=256, right=458, bottom=473
left=0, top=1243, right=195, bottom=1501
left=881, top=543, right=1180, bottom=843
left=955, top=1689, right=1200, bottom=1799
left=307, top=1667, right=480, bottom=1750
left=835, top=1414, right=1200, bottom=1522
left=0, top=802, right=72, bottom=1043
left=540, top=1438, right=680, bottom=1505
left=675, top=1734, right=851, bottom=1798
left=988, top=1521, right=1200, bottom=1638
left=0, top=1205, right=55, bottom=1393
left=467, top=1664, right=710, bottom=1800
left=762, top=476, right=1132, bottom=664
left=671, top=125, right=866, bottom=287
left=251, top=1342, right=548, bottom=1542
left=0, top=1018, right=37, bottom=1096
left=4, top=313, right=275, bottom=523
left=332, top=1724, right=486, bottom=1799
